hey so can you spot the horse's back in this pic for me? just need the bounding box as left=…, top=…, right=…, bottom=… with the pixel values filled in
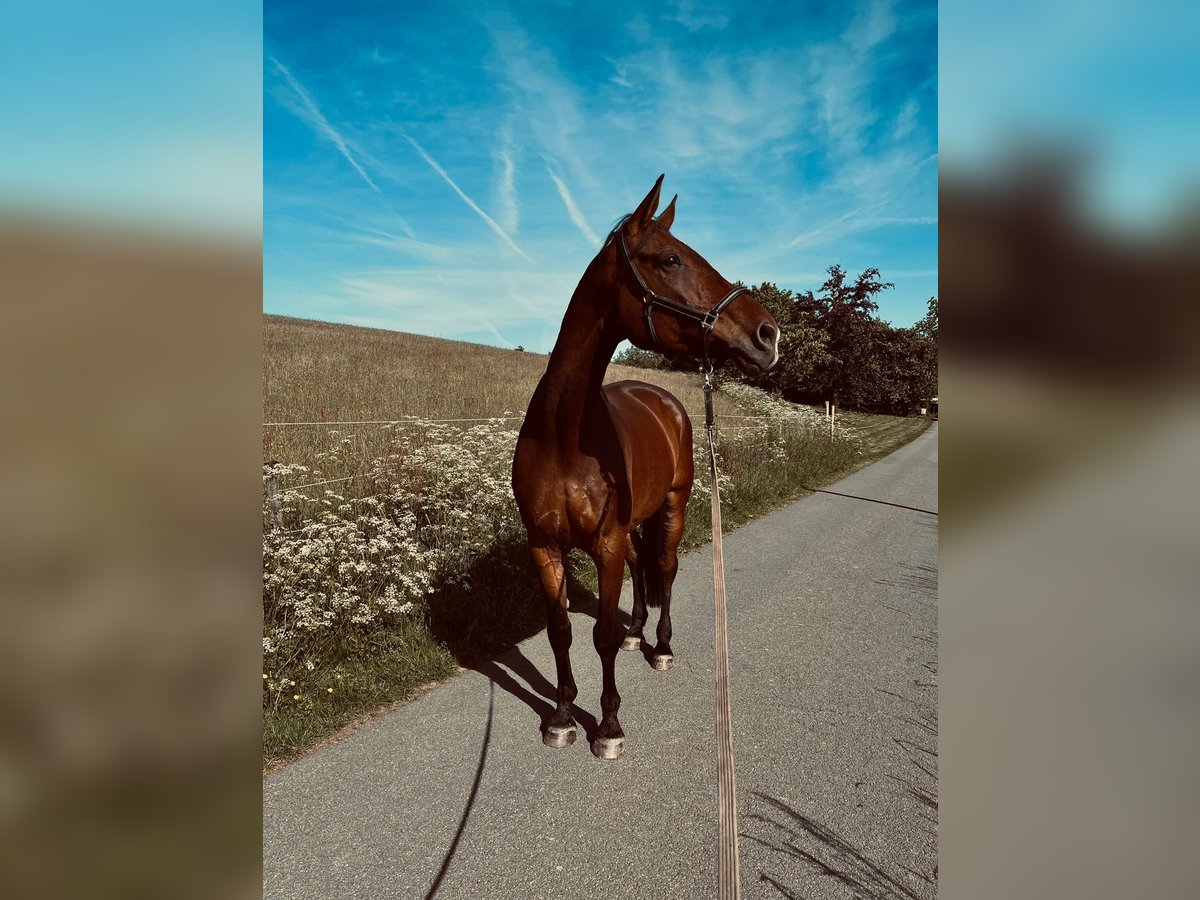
left=602, top=381, right=694, bottom=510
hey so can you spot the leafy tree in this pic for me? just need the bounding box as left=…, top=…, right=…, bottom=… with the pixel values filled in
left=611, top=344, right=668, bottom=370
left=735, top=282, right=829, bottom=397
left=797, top=265, right=893, bottom=410
left=915, top=295, right=938, bottom=341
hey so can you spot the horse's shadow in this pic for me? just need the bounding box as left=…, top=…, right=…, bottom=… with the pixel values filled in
left=429, top=538, right=634, bottom=743
left=470, top=648, right=600, bottom=743
left=427, top=538, right=632, bottom=664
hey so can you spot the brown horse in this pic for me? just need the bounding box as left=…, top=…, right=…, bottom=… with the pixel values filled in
left=511, top=175, right=779, bottom=759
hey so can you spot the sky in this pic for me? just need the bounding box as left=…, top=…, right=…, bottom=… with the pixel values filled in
left=264, top=0, right=937, bottom=352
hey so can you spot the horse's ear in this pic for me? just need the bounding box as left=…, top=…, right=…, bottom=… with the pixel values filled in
left=656, top=194, right=678, bottom=231
left=627, top=174, right=665, bottom=240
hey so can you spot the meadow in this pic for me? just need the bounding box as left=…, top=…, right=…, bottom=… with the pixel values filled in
left=262, top=315, right=929, bottom=767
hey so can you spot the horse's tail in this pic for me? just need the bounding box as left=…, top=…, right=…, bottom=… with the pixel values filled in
left=639, top=515, right=666, bottom=608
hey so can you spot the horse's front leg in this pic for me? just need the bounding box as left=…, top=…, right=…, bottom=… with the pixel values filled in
left=530, top=543, right=577, bottom=748
left=591, top=538, right=627, bottom=759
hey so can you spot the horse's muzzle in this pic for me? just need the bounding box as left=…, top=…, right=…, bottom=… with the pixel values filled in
left=742, top=319, right=779, bottom=372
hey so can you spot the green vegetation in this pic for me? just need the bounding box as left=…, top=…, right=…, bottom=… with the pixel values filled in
left=263, top=315, right=928, bottom=769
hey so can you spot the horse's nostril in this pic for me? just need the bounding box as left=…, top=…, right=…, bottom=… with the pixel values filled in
left=757, top=321, right=778, bottom=347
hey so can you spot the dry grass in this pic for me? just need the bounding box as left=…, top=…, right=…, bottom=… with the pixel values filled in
left=264, top=314, right=743, bottom=485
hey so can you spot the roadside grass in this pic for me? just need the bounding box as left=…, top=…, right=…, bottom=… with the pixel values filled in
left=262, top=316, right=930, bottom=769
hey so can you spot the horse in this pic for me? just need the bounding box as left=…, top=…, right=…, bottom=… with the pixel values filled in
left=511, top=175, right=780, bottom=760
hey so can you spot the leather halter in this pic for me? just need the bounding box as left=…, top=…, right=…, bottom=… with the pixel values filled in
left=618, top=225, right=750, bottom=370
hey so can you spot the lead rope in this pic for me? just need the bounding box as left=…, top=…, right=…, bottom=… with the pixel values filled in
left=705, top=370, right=741, bottom=900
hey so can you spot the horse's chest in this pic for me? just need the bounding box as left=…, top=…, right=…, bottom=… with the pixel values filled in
left=563, top=475, right=617, bottom=536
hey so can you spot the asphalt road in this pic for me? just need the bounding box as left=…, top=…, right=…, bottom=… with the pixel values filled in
left=264, top=422, right=938, bottom=900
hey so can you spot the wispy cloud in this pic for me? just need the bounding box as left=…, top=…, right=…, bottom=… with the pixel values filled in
left=268, top=56, right=382, bottom=195
left=811, top=0, right=900, bottom=159
left=787, top=208, right=935, bottom=250
left=787, top=205, right=875, bottom=249
left=351, top=227, right=452, bottom=264
left=493, top=124, right=519, bottom=235
left=485, top=16, right=596, bottom=190
left=892, top=97, right=921, bottom=142
left=399, top=131, right=532, bottom=263
left=545, top=165, right=600, bottom=246
left=668, top=0, right=729, bottom=32
left=334, top=266, right=576, bottom=338
left=477, top=314, right=514, bottom=348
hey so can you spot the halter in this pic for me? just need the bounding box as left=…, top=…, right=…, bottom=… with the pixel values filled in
left=618, top=225, right=751, bottom=371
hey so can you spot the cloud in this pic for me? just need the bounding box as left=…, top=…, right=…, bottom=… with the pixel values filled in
left=493, top=124, right=519, bottom=236
left=668, top=0, right=729, bottom=32
left=892, top=97, right=921, bottom=142
left=809, top=0, right=903, bottom=160
left=399, top=131, right=532, bottom=263
left=351, top=228, right=453, bottom=264
left=332, top=265, right=578, bottom=347
left=484, top=16, right=596, bottom=189
left=787, top=208, right=935, bottom=250
left=268, top=56, right=382, bottom=195
left=545, top=165, right=600, bottom=246
left=477, top=314, right=514, bottom=348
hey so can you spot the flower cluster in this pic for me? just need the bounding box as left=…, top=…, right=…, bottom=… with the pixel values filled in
left=262, top=417, right=525, bottom=696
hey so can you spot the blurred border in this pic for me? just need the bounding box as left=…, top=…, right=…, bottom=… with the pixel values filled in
left=1, top=3, right=263, bottom=898
left=941, top=1, right=1200, bottom=897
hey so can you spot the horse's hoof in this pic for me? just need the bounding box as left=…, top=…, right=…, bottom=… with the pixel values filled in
left=591, top=736, right=625, bottom=760
left=543, top=725, right=577, bottom=748
left=651, top=653, right=674, bottom=671
left=621, top=634, right=643, bottom=652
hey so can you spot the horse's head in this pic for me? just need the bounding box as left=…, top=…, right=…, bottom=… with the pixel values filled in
left=610, top=175, right=779, bottom=374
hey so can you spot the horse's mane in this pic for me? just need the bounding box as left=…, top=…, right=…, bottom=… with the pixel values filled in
left=602, top=214, right=633, bottom=249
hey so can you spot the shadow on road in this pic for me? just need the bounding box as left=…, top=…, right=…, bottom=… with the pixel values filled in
left=744, top=793, right=932, bottom=900
left=423, top=680, right=495, bottom=900
left=428, top=535, right=632, bottom=665
left=469, top=646, right=600, bottom=742
left=801, top=485, right=939, bottom=517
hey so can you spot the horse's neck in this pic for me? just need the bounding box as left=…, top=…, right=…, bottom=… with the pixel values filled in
left=532, top=267, right=623, bottom=451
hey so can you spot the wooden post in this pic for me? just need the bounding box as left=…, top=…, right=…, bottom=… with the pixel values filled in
left=830, top=402, right=836, bottom=438
left=265, top=461, right=283, bottom=532
left=825, top=399, right=830, bottom=419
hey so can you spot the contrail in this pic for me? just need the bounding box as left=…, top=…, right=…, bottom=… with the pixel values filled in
left=546, top=166, right=600, bottom=246
left=495, top=132, right=519, bottom=235
left=268, top=56, right=381, bottom=195
left=401, top=132, right=532, bottom=263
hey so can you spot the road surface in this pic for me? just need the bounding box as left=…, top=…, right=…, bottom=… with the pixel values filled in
left=264, top=423, right=938, bottom=900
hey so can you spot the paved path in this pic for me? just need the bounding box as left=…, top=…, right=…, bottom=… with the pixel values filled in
left=265, top=423, right=938, bottom=900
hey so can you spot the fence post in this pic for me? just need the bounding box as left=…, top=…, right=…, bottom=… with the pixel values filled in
left=829, top=402, right=836, bottom=438
left=265, top=460, right=283, bottom=532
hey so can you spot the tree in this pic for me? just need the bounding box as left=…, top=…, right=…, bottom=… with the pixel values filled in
left=734, top=282, right=829, bottom=397
left=611, top=344, right=668, bottom=370
left=798, top=265, right=894, bottom=410
left=915, top=295, right=938, bottom=341
left=910, top=296, right=938, bottom=402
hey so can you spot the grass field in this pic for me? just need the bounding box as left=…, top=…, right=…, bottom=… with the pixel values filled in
left=262, top=315, right=929, bottom=768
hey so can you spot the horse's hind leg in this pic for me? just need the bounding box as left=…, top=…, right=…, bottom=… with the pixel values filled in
left=651, top=484, right=690, bottom=671
left=530, top=544, right=577, bottom=748
left=622, top=529, right=648, bottom=652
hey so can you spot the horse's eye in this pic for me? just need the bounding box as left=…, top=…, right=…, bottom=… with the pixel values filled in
left=664, top=255, right=681, bottom=269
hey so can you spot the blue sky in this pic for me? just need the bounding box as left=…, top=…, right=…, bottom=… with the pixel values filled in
left=265, top=0, right=937, bottom=352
